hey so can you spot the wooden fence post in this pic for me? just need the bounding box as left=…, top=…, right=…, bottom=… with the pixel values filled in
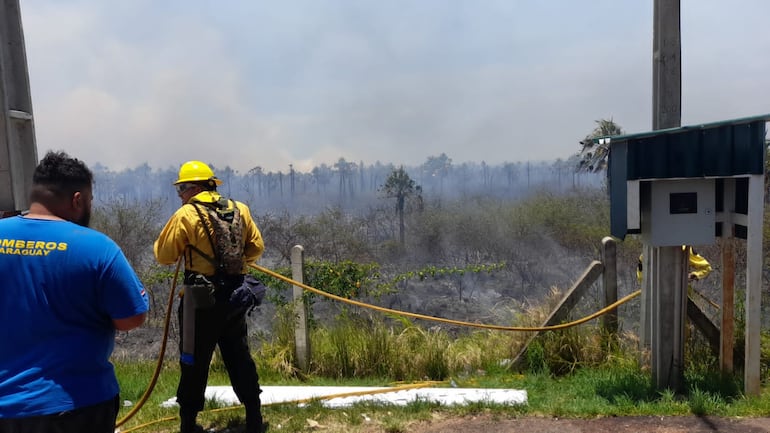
left=291, top=245, right=310, bottom=372
left=511, top=261, right=604, bottom=370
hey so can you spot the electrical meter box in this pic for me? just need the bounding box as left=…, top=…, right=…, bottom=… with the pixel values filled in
left=641, top=179, right=715, bottom=247
left=607, top=115, right=769, bottom=244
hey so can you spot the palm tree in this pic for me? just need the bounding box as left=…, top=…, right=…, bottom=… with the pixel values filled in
left=576, top=118, right=624, bottom=173
left=380, top=166, right=421, bottom=246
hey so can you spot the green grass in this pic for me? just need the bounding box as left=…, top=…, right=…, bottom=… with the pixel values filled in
left=114, top=352, right=770, bottom=433
left=114, top=293, right=770, bottom=432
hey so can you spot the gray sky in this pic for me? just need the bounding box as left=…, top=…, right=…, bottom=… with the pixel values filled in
left=19, top=0, right=770, bottom=173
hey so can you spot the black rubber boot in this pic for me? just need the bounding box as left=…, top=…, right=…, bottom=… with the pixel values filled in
left=180, top=409, right=203, bottom=433
left=245, top=409, right=267, bottom=433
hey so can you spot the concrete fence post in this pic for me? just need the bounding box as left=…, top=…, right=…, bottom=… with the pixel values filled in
left=291, top=245, right=310, bottom=372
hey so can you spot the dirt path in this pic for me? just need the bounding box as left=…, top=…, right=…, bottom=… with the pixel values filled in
left=373, top=414, right=770, bottom=433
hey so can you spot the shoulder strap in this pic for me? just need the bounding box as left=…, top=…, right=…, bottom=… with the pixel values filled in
left=188, top=201, right=220, bottom=267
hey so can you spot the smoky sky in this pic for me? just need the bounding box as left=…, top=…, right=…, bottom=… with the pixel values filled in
left=19, top=0, right=770, bottom=173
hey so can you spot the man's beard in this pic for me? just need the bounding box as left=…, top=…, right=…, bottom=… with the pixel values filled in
left=75, top=207, right=91, bottom=227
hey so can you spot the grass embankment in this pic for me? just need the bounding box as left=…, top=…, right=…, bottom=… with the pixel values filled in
left=114, top=284, right=770, bottom=432
left=115, top=362, right=770, bottom=433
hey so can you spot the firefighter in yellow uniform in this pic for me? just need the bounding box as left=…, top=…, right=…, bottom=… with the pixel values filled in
left=154, top=161, right=267, bottom=433
left=685, top=248, right=712, bottom=281
left=637, top=246, right=712, bottom=283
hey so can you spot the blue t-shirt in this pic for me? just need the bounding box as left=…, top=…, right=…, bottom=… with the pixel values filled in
left=0, top=216, right=149, bottom=417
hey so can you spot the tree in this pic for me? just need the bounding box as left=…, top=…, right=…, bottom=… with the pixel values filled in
left=421, top=153, right=452, bottom=195
left=215, top=165, right=236, bottom=197
left=311, top=163, right=333, bottom=195
left=380, top=166, right=422, bottom=246
left=244, top=166, right=264, bottom=202
left=576, top=118, right=624, bottom=173
left=369, top=161, right=395, bottom=192
left=334, top=157, right=357, bottom=199
left=91, top=198, right=165, bottom=272
left=502, top=162, right=519, bottom=190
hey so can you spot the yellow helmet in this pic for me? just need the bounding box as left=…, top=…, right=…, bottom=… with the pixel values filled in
left=174, top=160, right=223, bottom=186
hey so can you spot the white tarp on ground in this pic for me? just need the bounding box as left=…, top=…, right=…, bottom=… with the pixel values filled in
left=160, top=386, right=527, bottom=408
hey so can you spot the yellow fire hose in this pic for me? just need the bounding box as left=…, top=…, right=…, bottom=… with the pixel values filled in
left=118, top=380, right=443, bottom=433
left=249, top=263, right=641, bottom=332
left=115, top=258, right=183, bottom=428
left=115, top=260, right=640, bottom=430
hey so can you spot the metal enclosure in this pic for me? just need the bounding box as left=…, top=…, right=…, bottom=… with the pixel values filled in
left=609, top=115, right=769, bottom=242
left=641, top=179, right=715, bottom=247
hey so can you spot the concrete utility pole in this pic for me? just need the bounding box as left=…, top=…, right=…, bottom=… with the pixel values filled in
left=0, top=0, right=37, bottom=214
left=647, top=0, right=685, bottom=392
left=652, top=0, right=681, bottom=131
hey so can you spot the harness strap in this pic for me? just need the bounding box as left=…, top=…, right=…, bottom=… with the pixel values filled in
left=190, top=201, right=220, bottom=266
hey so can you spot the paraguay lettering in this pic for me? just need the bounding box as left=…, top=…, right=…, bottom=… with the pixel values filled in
left=0, top=238, right=67, bottom=256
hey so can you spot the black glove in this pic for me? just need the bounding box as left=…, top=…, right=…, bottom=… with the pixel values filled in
left=229, top=275, right=267, bottom=316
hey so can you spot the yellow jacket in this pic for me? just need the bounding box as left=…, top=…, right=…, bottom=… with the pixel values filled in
left=154, top=191, right=264, bottom=276
left=637, top=246, right=712, bottom=283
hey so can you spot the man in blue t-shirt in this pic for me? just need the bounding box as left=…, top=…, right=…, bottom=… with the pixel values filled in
left=0, top=151, right=149, bottom=433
